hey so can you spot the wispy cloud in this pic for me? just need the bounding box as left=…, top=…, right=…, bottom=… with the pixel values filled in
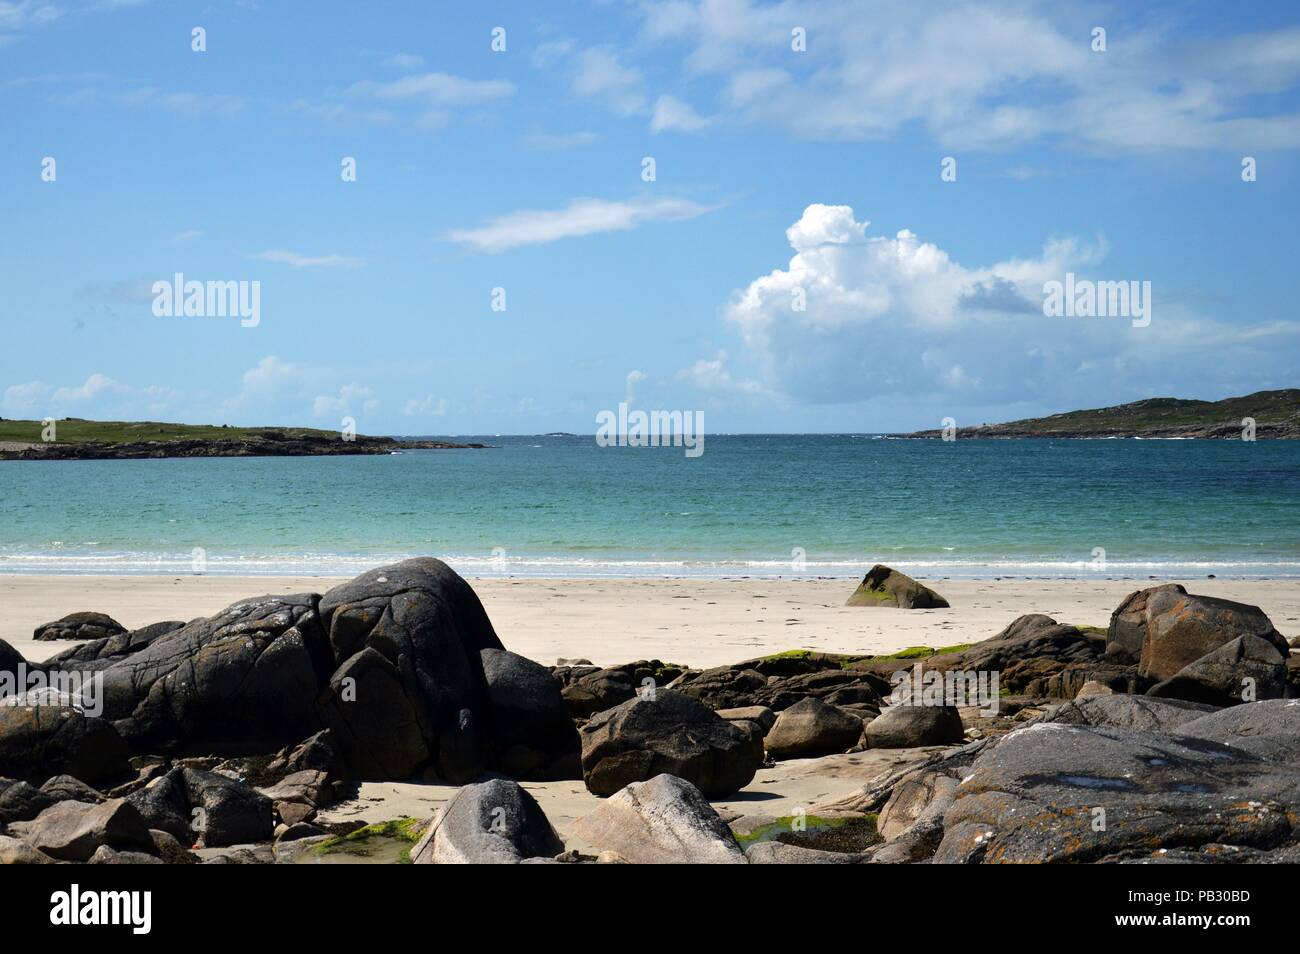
left=524, top=129, right=599, bottom=150
left=635, top=0, right=1300, bottom=151
left=379, top=52, right=424, bottom=70
left=651, top=94, right=708, bottom=132
left=345, top=72, right=514, bottom=106
left=448, top=196, right=716, bottom=253
left=249, top=250, right=366, bottom=269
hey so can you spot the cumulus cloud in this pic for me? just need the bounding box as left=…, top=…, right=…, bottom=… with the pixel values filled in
left=448, top=196, right=715, bottom=253
left=690, top=204, right=1300, bottom=410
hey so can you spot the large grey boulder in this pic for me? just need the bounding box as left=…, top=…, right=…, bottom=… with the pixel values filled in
left=1136, top=589, right=1288, bottom=681
left=865, top=705, right=964, bottom=749
left=316, top=558, right=504, bottom=782
left=127, top=766, right=275, bottom=848
left=570, top=773, right=745, bottom=864
left=933, top=722, right=1300, bottom=863
left=33, top=611, right=126, bottom=642
left=479, top=648, right=579, bottom=779
left=579, top=690, right=760, bottom=797
left=763, top=697, right=864, bottom=759
left=411, top=778, right=563, bottom=863
left=182, top=768, right=274, bottom=847
left=0, top=704, right=131, bottom=784
left=20, top=797, right=154, bottom=861
left=846, top=565, right=949, bottom=609
left=1147, top=634, right=1287, bottom=706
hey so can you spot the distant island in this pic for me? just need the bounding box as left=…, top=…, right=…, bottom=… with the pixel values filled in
left=899, top=389, right=1299, bottom=439
left=0, top=418, right=487, bottom=460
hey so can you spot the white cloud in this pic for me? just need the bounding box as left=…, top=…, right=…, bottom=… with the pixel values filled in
left=651, top=94, right=708, bottom=132
left=675, top=352, right=763, bottom=394
left=525, top=130, right=599, bottom=150
left=249, top=250, right=365, bottom=269
left=172, top=229, right=203, bottom=242
left=345, top=72, right=514, bottom=106
left=313, top=384, right=379, bottom=419
left=571, top=48, right=646, bottom=114
left=380, top=52, right=424, bottom=70
left=692, top=203, right=1300, bottom=409
left=634, top=1, right=1300, bottom=151
left=448, top=196, right=715, bottom=254
left=625, top=369, right=646, bottom=401
left=2, top=373, right=179, bottom=417
left=238, top=356, right=299, bottom=393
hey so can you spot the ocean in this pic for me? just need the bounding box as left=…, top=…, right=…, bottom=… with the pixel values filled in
left=1, top=435, right=1297, bottom=578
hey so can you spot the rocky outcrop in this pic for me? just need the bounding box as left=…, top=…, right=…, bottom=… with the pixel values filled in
left=1135, top=589, right=1288, bottom=681
left=933, top=721, right=1300, bottom=863
left=1148, top=634, right=1288, bottom=705
left=44, top=620, right=186, bottom=670
left=579, top=690, right=760, bottom=797
left=555, top=660, right=687, bottom=718
left=571, top=773, right=745, bottom=864
left=33, top=612, right=126, bottom=642
left=411, top=778, right=563, bottom=864
left=673, top=654, right=888, bottom=712
left=846, top=565, right=949, bottom=609
left=43, top=558, right=512, bottom=783
left=3, top=433, right=486, bottom=461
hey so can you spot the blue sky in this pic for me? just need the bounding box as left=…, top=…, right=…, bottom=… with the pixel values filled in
left=3, top=0, right=1298, bottom=434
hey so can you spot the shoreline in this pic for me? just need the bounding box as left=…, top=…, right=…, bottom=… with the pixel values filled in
left=6, top=573, right=1298, bottom=670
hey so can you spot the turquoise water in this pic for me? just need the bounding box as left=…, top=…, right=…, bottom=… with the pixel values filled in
left=1, top=436, right=1297, bottom=578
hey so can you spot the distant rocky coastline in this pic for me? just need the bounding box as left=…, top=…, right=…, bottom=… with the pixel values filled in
left=899, top=388, right=1300, bottom=439
left=0, top=433, right=486, bottom=461
left=2, top=559, right=1296, bottom=864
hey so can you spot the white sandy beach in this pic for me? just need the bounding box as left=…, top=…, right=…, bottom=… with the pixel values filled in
left=6, top=573, right=1298, bottom=667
